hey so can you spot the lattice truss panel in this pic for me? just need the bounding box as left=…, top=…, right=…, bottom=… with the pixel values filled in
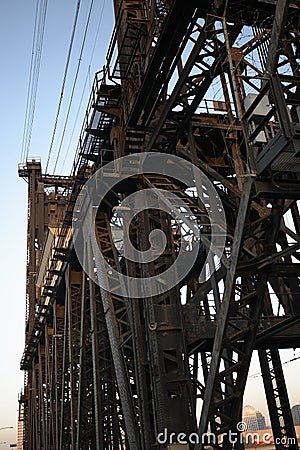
left=19, top=0, right=300, bottom=449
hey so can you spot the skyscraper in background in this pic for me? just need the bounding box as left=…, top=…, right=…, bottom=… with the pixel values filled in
left=292, top=405, right=300, bottom=426
left=243, top=405, right=267, bottom=431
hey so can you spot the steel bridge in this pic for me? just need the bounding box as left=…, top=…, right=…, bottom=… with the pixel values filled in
left=18, top=0, right=300, bottom=449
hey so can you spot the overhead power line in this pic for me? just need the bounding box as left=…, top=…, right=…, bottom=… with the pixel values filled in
left=45, top=0, right=81, bottom=173
left=52, top=0, right=95, bottom=174
left=59, top=68, right=90, bottom=174
left=250, top=354, right=300, bottom=379
left=59, top=0, right=106, bottom=174
left=20, top=0, right=48, bottom=162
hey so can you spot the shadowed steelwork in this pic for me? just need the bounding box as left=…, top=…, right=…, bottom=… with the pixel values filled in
left=18, top=0, right=300, bottom=449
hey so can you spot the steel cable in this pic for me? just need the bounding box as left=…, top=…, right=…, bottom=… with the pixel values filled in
left=45, top=0, right=81, bottom=173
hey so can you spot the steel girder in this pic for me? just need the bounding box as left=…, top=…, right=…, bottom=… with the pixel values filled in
left=19, top=0, right=300, bottom=449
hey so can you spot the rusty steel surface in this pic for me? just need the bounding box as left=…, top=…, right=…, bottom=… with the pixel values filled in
left=19, top=0, right=300, bottom=449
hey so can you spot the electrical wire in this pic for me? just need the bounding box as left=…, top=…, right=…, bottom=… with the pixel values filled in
left=59, top=0, right=106, bottom=174
left=59, top=68, right=90, bottom=173
left=45, top=0, right=81, bottom=173
left=249, top=354, right=300, bottom=379
left=20, top=1, right=39, bottom=163
left=20, top=0, right=48, bottom=162
left=52, top=0, right=95, bottom=174
left=25, top=0, right=48, bottom=159
left=27, top=1, right=48, bottom=157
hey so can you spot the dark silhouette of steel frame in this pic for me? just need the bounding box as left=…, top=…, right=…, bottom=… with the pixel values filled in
left=18, top=0, right=300, bottom=449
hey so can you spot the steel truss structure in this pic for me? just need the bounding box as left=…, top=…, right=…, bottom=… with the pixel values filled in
left=19, top=0, right=300, bottom=449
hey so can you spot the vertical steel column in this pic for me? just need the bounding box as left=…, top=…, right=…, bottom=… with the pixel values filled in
left=197, top=179, right=253, bottom=445
left=59, top=274, right=71, bottom=450
left=94, top=212, right=140, bottom=449
left=53, top=302, right=65, bottom=450
left=33, top=362, right=41, bottom=450
left=259, top=349, right=298, bottom=450
left=67, top=269, right=82, bottom=448
left=46, top=321, right=53, bottom=450
left=76, top=269, right=96, bottom=449
left=136, top=206, right=195, bottom=440
left=38, top=346, right=46, bottom=450
left=89, top=275, right=103, bottom=450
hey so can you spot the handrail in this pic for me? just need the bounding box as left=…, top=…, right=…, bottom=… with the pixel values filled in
left=71, top=68, right=107, bottom=177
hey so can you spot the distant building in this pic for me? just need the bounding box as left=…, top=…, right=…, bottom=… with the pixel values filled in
left=243, top=405, right=267, bottom=431
left=292, top=405, right=300, bottom=426
left=16, top=403, right=24, bottom=450
left=16, top=418, right=24, bottom=450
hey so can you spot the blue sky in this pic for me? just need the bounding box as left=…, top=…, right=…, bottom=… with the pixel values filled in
left=0, top=0, right=299, bottom=446
left=0, top=0, right=113, bottom=445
